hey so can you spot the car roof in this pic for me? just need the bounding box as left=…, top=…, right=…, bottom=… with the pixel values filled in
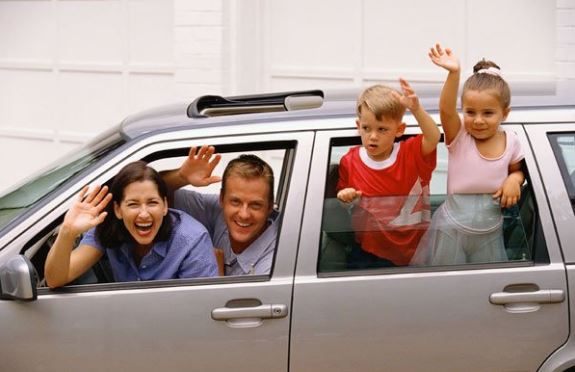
left=119, top=80, right=575, bottom=141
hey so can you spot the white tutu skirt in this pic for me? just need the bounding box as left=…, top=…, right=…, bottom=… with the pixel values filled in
left=410, top=194, right=507, bottom=266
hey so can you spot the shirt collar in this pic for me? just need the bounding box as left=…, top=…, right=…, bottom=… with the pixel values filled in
left=225, top=212, right=278, bottom=274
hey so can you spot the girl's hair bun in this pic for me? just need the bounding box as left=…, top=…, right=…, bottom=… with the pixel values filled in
left=473, top=58, right=501, bottom=73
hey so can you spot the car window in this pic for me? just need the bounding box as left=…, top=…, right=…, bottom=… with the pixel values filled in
left=318, top=135, right=548, bottom=273
left=26, top=140, right=296, bottom=290
left=0, top=130, right=124, bottom=231
left=548, top=133, right=575, bottom=213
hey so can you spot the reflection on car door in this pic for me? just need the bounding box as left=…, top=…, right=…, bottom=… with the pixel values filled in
left=290, top=127, right=569, bottom=371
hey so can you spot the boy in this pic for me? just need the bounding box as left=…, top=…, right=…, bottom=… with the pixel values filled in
left=337, top=79, right=440, bottom=269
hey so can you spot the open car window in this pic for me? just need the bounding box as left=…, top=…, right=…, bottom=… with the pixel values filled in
left=23, top=139, right=298, bottom=292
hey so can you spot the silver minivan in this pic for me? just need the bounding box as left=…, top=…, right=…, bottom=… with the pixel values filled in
left=1, top=84, right=575, bottom=372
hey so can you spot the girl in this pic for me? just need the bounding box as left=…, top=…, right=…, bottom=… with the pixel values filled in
left=411, top=44, right=525, bottom=265
left=45, top=161, right=218, bottom=288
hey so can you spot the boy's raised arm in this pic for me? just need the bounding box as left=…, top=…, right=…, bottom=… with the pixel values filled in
left=429, top=44, right=461, bottom=144
left=394, top=78, right=440, bottom=157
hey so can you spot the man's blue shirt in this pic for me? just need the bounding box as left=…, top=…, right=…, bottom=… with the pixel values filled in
left=174, top=189, right=278, bottom=276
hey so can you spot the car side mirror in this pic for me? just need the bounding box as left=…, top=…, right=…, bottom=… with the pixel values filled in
left=0, top=255, right=38, bottom=301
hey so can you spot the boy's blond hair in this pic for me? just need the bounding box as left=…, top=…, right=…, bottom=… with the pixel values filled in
left=356, top=84, right=405, bottom=122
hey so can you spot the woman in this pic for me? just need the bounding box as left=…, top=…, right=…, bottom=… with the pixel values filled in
left=45, top=161, right=217, bottom=288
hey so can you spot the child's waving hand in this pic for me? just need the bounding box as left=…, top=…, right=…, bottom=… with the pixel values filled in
left=428, top=44, right=460, bottom=73
left=393, top=78, right=420, bottom=112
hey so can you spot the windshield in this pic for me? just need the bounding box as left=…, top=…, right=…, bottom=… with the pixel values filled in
left=0, top=127, right=125, bottom=230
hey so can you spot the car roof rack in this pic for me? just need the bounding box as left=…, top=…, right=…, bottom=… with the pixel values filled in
left=187, top=90, right=324, bottom=118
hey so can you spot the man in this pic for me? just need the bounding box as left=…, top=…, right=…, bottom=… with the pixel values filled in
left=163, top=145, right=278, bottom=275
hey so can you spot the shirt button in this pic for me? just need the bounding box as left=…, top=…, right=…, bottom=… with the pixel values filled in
left=142, top=265, right=147, bottom=269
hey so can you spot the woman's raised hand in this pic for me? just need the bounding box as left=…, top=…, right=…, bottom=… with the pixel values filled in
left=62, top=185, right=112, bottom=237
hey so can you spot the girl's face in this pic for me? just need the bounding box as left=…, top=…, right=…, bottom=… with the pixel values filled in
left=113, top=180, right=168, bottom=249
left=462, top=89, right=510, bottom=141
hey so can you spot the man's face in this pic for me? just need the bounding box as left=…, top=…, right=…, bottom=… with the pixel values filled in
left=220, top=175, right=272, bottom=254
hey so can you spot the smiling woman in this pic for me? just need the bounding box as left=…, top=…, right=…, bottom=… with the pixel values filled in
left=44, top=161, right=218, bottom=288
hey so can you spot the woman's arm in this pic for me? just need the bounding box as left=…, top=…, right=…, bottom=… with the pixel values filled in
left=45, top=185, right=111, bottom=288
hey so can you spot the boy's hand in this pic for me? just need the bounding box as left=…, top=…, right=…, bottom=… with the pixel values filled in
left=337, top=188, right=362, bottom=203
left=393, top=78, right=420, bottom=112
left=428, top=44, right=460, bottom=73
left=493, top=177, right=522, bottom=208
left=178, top=145, right=222, bottom=187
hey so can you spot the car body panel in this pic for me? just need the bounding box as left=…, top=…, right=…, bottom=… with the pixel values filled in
left=290, top=125, right=569, bottom=371
left=0, top=131, right=314, bottom=372
left=0, top=88, right=574, bottom=371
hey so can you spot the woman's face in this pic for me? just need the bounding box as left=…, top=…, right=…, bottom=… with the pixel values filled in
left=113, top=180, right=168, bottom=249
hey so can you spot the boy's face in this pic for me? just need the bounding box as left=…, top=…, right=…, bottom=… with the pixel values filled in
left=356, top=109, right=405, bottom=161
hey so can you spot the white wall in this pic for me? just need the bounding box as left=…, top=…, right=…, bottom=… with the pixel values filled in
left=0, top=0, right=180, bottom=192
left=238, top=0, right=560, bottom=91
left=0, top=0, right=574, bottom=193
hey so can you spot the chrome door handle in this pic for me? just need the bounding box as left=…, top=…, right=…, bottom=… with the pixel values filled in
left=211, top=304, right=288, bottom=321
left=489, top=289, right=565, bottom=305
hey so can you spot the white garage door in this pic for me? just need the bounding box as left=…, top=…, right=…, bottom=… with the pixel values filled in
left=0, top=0, right=174, bottom=191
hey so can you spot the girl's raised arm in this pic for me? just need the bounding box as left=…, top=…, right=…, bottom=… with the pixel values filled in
left=429, top=44, right=462, bottom=144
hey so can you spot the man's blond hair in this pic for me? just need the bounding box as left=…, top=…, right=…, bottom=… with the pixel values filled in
left=356, top=84, right=405, bottom=122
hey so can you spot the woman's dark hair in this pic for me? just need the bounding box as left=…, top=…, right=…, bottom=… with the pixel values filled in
left=462, top=59, right=511, bottom=109
left=96, top=161, right=172, bottom=248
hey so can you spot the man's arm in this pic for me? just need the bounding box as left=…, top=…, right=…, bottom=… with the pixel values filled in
left=161, top=145, right=222, bottom=193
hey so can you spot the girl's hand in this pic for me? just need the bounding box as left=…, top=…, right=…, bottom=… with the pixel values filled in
left=62, top=185, right=112, bottom=237
left=337, top=188, right=362, bottom=203
left=493, top=178, right=521, bottom=208
left=428, top=44, right=460, bottom=73
left=393, top=78, right=420, bottom=112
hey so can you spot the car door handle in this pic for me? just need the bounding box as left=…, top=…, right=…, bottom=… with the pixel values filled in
left=489, top=289, right=565, bottom=305
left=211, top=304, right=288, bottom=321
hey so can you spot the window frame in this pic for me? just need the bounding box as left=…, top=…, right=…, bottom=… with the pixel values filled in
left=5, top=130, right=314, bottom=295
left=297, top=125, right=559, bottom=280
left=548, top=132, right=575, bottom=213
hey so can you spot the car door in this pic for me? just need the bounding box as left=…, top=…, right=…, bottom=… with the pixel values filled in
left=0, top=131, right=314, bottom=372
left=290, top=125, right=568, bottom=371
left=526, top=123, right=575, bottom=371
